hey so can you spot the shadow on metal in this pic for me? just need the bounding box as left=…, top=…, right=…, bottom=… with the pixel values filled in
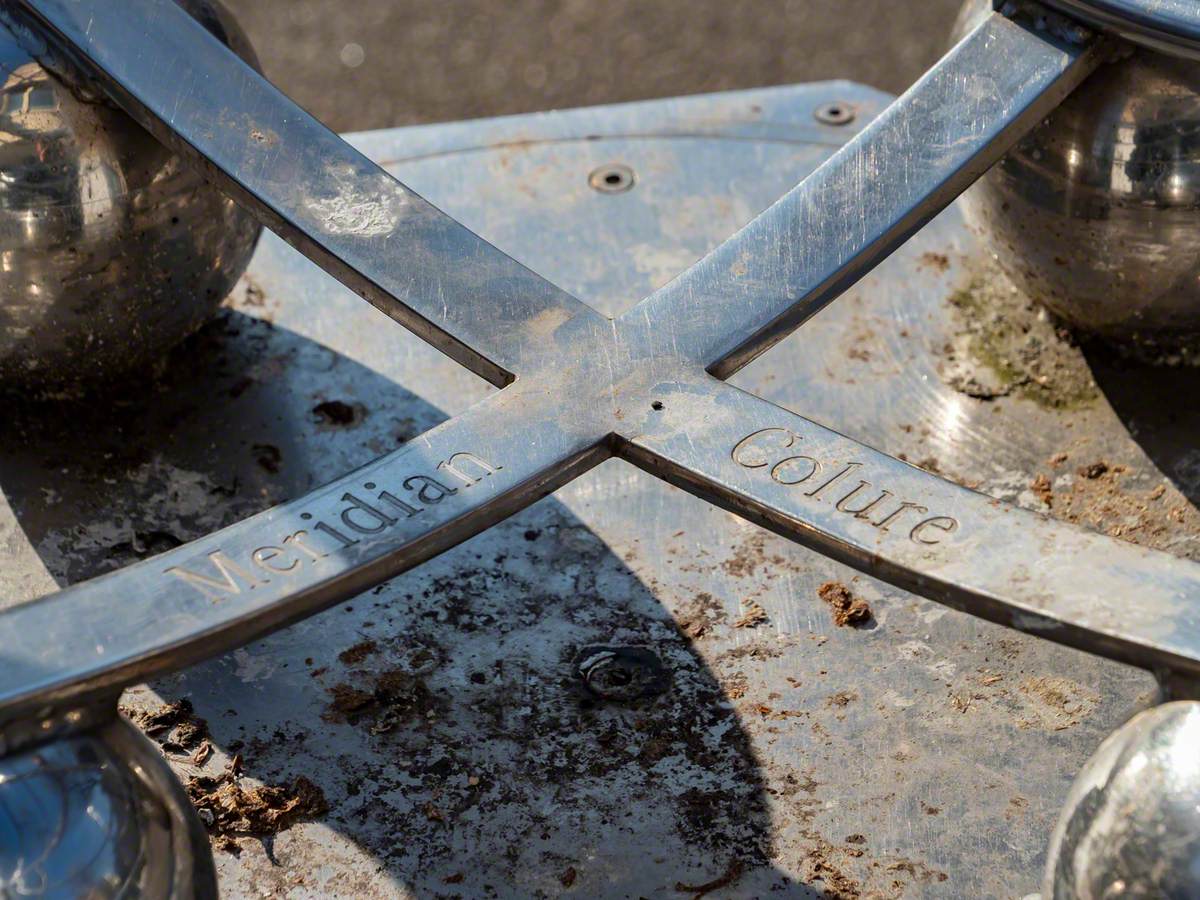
left=0, top=312, right=810, bottom=896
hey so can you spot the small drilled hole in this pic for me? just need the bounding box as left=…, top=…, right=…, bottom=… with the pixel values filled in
left=651, top=400, right=664, bottom=411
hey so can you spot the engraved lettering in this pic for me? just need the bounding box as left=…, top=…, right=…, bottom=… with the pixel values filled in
left=404, top=475, right=457, bottom=505
left=835, top=482, right=894, bottom=519
left=163, top=448, right=502, bottom=594
left=340, top=492, right=398, bottom=534
left=378, top=490, right=421, bottom=517
left=732, top=428, right=797, bottom=468
left=805, top=461, right=862, bottom=498
left=770, top=455, right=821, bottom=486
left=438, top=451, right=503, bottom=486
left=166, top=551, right=264, bottom=600
left=252, top=546, right=298, bottom=574
left=314, top=521, right=359, bottom=548
left=910, top=516, right=959, bottom=545
left=729, top=428, right=964, bottom=545
left=283, top=529, right=328, bottom=561
left=872, top=501, right=928, bottom=532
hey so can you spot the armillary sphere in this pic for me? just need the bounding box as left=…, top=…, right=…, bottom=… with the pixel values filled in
left=2, top=0, right=1200, bottom=896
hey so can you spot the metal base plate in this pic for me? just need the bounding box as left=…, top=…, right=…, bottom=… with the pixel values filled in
left=2, top=82, right=1188, bottom=897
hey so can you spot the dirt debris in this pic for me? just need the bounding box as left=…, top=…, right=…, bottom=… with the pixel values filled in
left=826, top=690, right=858, bottom=708
left=312, top=398, right=362, bottom=426
left=676, top=591, right=726, bottom=639
left=1044, top=461, right=1200, bottom=553
left=675, top=859, right=743, bottom=899
left=733, top=599, right=768, bottom=628
left=191, top=741, right=214, bottom=767
left=324, top=667, right=438, bottom=733
left=722, top=531, right=786, bottom=579
left=187, top=762, right=328, bottom=848
left=886, top=859, right=949, bottom=885
left=1018, top=675, right=1099, bottom=731
left=817, top=582, right=872, bottom=627
left=338, top=639, right=379, bottom=665
left=918, top=251, right=950, bottom=273
left=801, top=841, right=862, bottom=898
left=123, top=699, right=209, bottom=751
left=1031, top=473, right=1053, bottom=508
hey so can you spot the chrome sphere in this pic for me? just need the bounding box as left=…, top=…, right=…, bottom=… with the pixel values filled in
left=1043, top=701, right=1200, bottom=899
left=0, top=715, right=214, bottom=898
left=955, top=1, right=1200, bottom=343
left=0, top=0, right=261, bottom=394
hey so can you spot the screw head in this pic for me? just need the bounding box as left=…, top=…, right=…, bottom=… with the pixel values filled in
left=575, top=645, right=670, bottom=702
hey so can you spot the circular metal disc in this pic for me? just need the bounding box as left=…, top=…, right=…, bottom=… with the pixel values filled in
left=1045, top=0, right=1200, bottom=56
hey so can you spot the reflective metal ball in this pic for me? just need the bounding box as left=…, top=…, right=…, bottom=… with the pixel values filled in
left=1043, top=701, right=1200, bottom=899
left=955, top=1, right=1200, bottom=343
left=0, top=715, right=214, bottom=898
left=0, top=0, right=261, bottom=394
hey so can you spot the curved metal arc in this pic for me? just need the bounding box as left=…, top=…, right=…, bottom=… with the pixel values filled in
left=9, top=0, right=601, bottom=388
left=621, top=11, right=1103, bottom=378
left=1043, top=0, right=1200, bottom=57
left=0, top=390, right=609, bottom=722
left=620, top=377, right=1200, bottom=677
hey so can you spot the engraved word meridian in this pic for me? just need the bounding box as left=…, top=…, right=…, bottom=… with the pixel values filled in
left=732, top=428, right=960, bottom=545
left=165, top=450, right=502, bottom=600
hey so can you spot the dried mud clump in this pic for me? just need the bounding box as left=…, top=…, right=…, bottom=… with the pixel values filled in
left=188, top=765, right=328, bottom=849
left=817, top=581, right=872, bottom=628
left=123, top=699, right=208, bottom=751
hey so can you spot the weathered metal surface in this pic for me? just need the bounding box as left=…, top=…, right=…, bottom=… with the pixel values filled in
left=6, top=0, right=1200, bottom=895
left=12, top=6, right=1188, bottom=731
left=1, top=80, right=1183, bottom=896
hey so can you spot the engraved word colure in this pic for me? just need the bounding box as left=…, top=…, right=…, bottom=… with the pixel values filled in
left=731, top=428, right=960, bottom=545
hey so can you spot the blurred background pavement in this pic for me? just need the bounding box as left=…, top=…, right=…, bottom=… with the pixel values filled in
left=224, top=0, right=964, bottom=132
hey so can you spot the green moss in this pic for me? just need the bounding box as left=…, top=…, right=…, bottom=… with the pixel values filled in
left=944, top=271, right=1098, bottom=411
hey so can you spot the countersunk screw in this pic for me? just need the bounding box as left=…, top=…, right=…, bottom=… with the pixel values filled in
left=815, top=102, right=856, bottom=126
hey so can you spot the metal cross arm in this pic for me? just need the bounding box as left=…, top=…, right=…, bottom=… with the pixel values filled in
left=2, top=0, right=1198, bottom=735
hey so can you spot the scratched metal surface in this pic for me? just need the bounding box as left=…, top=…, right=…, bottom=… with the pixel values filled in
left=0, top=83, right=1171, bottom=897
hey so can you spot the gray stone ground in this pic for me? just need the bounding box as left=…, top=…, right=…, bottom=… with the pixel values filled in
left=224, top=0, right=963, bottom=133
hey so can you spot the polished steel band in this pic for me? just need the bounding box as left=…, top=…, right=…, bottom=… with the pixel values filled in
left=1041, top=0, right=1200, bottom=57
left=2, top=0, right=1194, bottom=736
